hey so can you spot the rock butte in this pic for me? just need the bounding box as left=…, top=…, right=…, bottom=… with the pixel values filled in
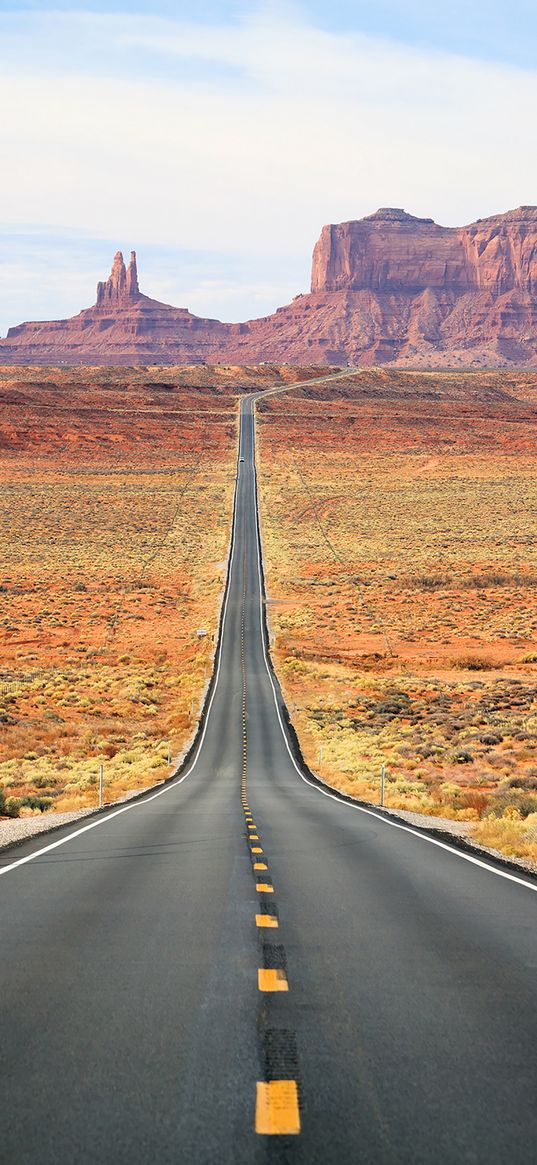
left=3, top=206, right=537, bottom=366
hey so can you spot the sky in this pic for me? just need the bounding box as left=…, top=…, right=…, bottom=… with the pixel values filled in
left=1, top=1, right=537, bottom=335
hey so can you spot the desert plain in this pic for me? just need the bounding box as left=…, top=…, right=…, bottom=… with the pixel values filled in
left=257, top=367, right=537, bottom=866
left=2, top=364, right=537, bottom=867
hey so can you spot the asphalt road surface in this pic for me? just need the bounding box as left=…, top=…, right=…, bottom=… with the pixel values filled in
left=2, top=383, right=537, bottom=1164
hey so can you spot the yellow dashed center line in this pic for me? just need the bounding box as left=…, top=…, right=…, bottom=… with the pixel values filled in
left=256, top=964, right=286, bottom=992
left=238, top=470, right=301, bottom=1139
left=256, top=914, right=279, bottom=928
left=255, top=1081, right=301, bottom=1136
left=258, top=968, right=289, bottom=992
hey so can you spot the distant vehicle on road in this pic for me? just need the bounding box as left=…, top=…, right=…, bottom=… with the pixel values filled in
left=239, top=457, right=245, bottom=462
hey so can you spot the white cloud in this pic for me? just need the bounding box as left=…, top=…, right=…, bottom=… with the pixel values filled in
left=1, top=5, right=537, bottom=328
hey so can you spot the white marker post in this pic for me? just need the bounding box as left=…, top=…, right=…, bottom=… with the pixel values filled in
left=381, top=764, right=385, bottom=807
left=99, top=764, right=104, bottom=809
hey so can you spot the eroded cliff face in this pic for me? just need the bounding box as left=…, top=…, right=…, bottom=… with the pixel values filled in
left=3, top=209, right=537, bottom=366
left=311, top=207, right=537, bottom=297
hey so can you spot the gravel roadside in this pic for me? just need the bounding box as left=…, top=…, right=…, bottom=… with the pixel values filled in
left=0, top=810, right=95, bottom=853
left=382, top=804, right=537, bottom=877
left=0, top=781, right=164, bottom=854
left=2, top=792, right=536, bottom=880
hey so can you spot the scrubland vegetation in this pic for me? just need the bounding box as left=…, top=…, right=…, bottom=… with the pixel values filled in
left=0, top=363, right=326, bottom=820
left=258, top=368, right=537, bottom=867
left=0, top=363, right=316, bottom=818
left=0, top=366, right=241, bottom=814
left=5, top=361, right=537, bottom=871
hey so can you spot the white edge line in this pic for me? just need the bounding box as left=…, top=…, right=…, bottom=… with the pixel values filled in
left=0, top=372, right=347, bottom=880
left=250, top=396, right=537, bottom=897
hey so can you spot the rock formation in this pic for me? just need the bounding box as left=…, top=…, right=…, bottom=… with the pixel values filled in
left=96, top=250, right=140, bottom=307
left=3, top=208, right=537, bottom=366
left=0, top=250, right=231, bottom=365
left=311, top=207, right=537, bottom=295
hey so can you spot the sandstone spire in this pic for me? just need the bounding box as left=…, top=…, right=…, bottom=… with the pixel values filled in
left=126, top=251, right=139, bottom=298
left=96, top=250, right=140, bottom=307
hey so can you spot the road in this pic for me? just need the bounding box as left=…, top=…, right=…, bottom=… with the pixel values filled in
left=2, top=382, right=537, bottom=1164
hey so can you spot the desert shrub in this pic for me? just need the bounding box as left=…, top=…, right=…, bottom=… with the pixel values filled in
left=486, top=791, right=537, bottom=819
left=4, top=797, right=21, bottom=818
left=521, top=653, right=537, bottom=663
left=411, top=573, right=453, bottom=589
left=479, top=733, right=503, bottom=745
left=459, top=791, right=489, bottom=815
left=416, top=745, right=443, bottom=759
left=461, top=572, right=537, bottom=589
left=507, top=774, right=537, bottom=791
left=451, top=655, right=494, bottom=671
left=34, top=774, right=58, bottom=789
left=20, top=795, right=53, bottom=812
left=452, top=749, right=474, bottom=764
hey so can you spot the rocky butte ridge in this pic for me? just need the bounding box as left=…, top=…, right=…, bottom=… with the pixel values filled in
left=3, top=206, right=537, bottom=366
left=0, top=249, right=231, bottom=365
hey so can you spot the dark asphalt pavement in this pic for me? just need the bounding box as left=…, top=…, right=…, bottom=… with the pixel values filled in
left=1, top=385, right=537, bottom=1164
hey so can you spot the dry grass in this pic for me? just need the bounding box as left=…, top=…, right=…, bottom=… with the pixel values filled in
left=0, top=363, right=326, bottom=815
left=257, top=367, right=537, bottom=865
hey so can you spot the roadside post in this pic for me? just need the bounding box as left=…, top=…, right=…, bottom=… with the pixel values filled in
left=99, top=763, right=104, bottom=809
left=168, top=743, right=171, bottom=767
left=381, top=764, right=385, bottom=807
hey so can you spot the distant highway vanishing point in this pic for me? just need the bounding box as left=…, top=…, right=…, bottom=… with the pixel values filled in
left=2, top=374, right=537, bottom=1164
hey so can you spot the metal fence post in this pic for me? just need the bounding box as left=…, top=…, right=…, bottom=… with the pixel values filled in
left=99, top=764, right=103, bottom=809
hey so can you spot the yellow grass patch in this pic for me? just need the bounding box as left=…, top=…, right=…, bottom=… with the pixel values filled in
left=257, top=369, right=537, bottom=866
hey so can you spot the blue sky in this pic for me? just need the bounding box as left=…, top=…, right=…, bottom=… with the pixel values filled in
left=1, top=1, right=536, bottom=334
left=2, top=1, right=536, bottom=67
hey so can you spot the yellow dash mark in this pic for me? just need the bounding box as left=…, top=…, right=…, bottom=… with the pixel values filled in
left=256, top=914, right=278, bottom=928
left=251, top=847, right=263, bottom=854
left=256, top=883, right=274, bottom=893
left=250, top=835, right=259, bottom=841
left=258, top=968, right=288, bottom=992
left=255, top=1081, right=300, bottom=1136
left=253, top=862, right=267, bottom=870
left=248, top=824, right=257, bottom=830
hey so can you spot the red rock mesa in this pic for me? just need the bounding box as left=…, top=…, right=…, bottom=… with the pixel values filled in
left=3, top=207, right=537, bottom=365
